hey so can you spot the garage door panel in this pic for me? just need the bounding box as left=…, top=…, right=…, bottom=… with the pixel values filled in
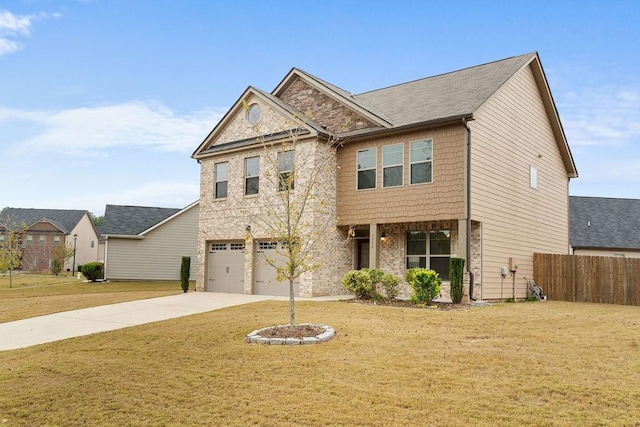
left=255, top=242, right=299, bottom=297
left=207, top=242, right=245, bottom=293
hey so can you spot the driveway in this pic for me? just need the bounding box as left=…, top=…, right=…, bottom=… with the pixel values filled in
left=0, top=292, right=349, bottom=351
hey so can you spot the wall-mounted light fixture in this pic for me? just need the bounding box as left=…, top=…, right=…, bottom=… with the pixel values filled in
left=380, top=232, right=387, bottom=243
left=245, top=225, right=251, bottom=232
left=348, top=226, right=356, bottom=238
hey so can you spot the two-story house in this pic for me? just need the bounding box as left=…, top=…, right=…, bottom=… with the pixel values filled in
left=0, top=208, right=100, bottom=273
left=192, top=52, right=577, bottom=300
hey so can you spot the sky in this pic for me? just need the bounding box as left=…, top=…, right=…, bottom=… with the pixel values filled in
left=1, top=0, right=639, bottom=216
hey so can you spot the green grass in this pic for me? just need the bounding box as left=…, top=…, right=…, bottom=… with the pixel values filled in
left=0, top=275, right=186, bottom=323
left=1, top=300, right=639, bottom=425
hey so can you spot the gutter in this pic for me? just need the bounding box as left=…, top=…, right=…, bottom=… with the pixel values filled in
left=462, top=117, right=476, bottom=301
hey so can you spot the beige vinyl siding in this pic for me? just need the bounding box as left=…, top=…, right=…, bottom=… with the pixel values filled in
left=336, top=125, right=466, bottom=226
left=106, top=205, right=199, bottom=281
left=573, top=249, right=640, bottom=258
left=471, top=63, right=571, bottom=299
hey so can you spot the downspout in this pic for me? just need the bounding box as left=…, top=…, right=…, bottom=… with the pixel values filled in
left=462, top=118, right=475, bottom=301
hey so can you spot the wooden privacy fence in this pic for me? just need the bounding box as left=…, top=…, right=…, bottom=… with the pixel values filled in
left=534, top=253, right=640, bottom=306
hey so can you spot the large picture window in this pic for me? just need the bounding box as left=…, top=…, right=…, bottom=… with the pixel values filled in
left=383, top=144, right=403, bottom=187
left=357, top=148, right=376, bottom=190
left=214, top=162, right=228, bottom=199
left=410, top=139, right=433, bottom=184
left=278, top=151, right=295, bottom=191
left=245, top=157, right=260, bottom=195
left=406, top=230, right=451, bottom=280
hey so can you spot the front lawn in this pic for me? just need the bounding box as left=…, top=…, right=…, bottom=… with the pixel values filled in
left=0, top=300, right=638, bottom=425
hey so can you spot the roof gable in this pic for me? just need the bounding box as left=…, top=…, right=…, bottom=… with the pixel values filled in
left=570, top=196, right=640, bottom=250
left=101, top=205, right=181, bottom=236
left=0, top=207, right=87, bottom=233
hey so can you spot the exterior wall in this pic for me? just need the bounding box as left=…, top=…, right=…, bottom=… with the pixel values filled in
left=471, top=63, right=571, bottom=300
left=21, top=222, right=64, bottom=271
left=197, top=137, right=351, bottom=296
left=279, top=78, right=376, bottom=133
left=68, top=213, right=100, bottom=271
left=336, top=124, right=466, bottom=226
left=572, top=248, right=640, bottom=258
left=105, top=204, right=199, bottom=281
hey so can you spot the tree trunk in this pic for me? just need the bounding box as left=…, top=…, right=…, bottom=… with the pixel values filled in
left=289, top=277, right=295, bottom=331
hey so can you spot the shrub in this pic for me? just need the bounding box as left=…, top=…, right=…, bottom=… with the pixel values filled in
left=341, top=270, right=374, bottom=299
left=380, top=273, right=400, bottom=300
left=180, top=256, right=191, bottom=293
left=51, top=259, right=62, bottom=276
left=77, top=264, right=83, bottom=273
left=408, top=268, right=442, bottom=305
left=449, top=257, right=465, bottom=304
left=81, top=262, right=104, bottom=282
left=363, top=268, right=384, bottom=285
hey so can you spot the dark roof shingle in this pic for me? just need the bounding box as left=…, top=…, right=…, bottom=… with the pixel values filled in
left=101, top=205, right=180, bottom=236
left=0, top=208, right=87, bottom=233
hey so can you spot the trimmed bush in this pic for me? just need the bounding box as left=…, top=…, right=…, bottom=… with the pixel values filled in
left=449, top=257, right=465, bottom=303
left=380, top=273, right=400, bottom=300
left=51, top=259, right=62, bottom=276
left=341, top=270, right=374, bottom=299
left=407, top=268, right=442, bottom=305
left=180, top=256, right=191, bottom=293
left=81, top=262, right=104, bottom=282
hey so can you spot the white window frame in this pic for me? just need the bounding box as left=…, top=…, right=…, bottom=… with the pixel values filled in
left=214, top=162, right=229, bottom=199
left=382, top=143, right=404, bottom=188
left=405, top=229, right=451, bottom=280
left=54, top=236, right=61, bottom=246
left=357, top=148, right=377, bottom=190
left=530, top=166, right=538, bottom=190
left=245, top=157, right=260, bottom=196
left=409, top=139, right=433, bottom=185
left=277, top=151, right=295, bottom=192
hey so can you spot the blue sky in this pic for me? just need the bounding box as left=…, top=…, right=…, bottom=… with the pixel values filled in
left=1, top=0, right=639, bottom=215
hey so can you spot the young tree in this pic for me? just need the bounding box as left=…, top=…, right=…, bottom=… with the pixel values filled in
left=246, top=110, right=340, bottom=331
left=51, top=244, right=75, bottom=276
left=0, top=218, right=27, bottom=288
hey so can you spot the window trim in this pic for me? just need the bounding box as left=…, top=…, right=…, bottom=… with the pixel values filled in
left=356, top=147, right=377, bottom=190
left=409, top=139, right=433, bottom=185
left=214, top=161, right=229, bottom=199
left=405, top=229, right=451, bottom=281
left=382, top=143, right=404, bottom=188
left=244, top=156, right=260, bottom=196
left=277, top=150, right=295, bottom=192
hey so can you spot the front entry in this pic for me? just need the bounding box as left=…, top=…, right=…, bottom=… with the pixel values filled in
left=357, top=240, right=370, bottom=270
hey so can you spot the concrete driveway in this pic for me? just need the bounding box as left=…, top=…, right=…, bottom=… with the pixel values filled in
left=0, top=292, right=348, bottom=352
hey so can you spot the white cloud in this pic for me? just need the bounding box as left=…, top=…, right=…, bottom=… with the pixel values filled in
left=0, top=9, right=60, bottom=56
left=3, top=101, right=224, bottom=156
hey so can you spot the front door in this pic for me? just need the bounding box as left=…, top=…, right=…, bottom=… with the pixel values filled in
left=357, top=240, right=370, bottom=270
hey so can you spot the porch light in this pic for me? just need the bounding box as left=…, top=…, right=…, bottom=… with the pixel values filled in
left=380, top=232, right=387, bottom=243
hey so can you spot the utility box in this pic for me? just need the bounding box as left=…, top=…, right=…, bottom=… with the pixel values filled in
left=509, top=257, right=518, bottom=272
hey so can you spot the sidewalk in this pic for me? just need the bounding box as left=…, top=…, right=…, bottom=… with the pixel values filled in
left=0, top=292, right=350, bottom=352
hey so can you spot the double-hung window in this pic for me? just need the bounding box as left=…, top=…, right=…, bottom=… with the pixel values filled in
left=245, top=157, right=260, bottom=195
left=383, top=144, right=403, bottom=187
left=357, top=148, right=376, bottom=190
left=406, top=230, right=451, bottom=280
left=214, top=162, right=229, bottom=199
left=54, top=236, right=60, bottom=246
left=410, top=139, right=433, bottom=184
left=278, top=151, right=295, bottom=191
left=39, top=235, right=45, bottom=245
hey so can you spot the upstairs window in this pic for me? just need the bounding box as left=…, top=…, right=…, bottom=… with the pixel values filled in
left=54, top=236, right=60, bottom=246
left=245, top=157, right=260, bottom=195
left=410, top=139, right=433, bottom=184
left=39, top=235, right=45, bottom=245
left=27, top=234, right=33, bottom=245
left=383, top=144, right=403, bottom=187
left=214, top=162, right=229, bottom=199
left=278, top=151, right=295, bottom=191
left=357, top=148, right=376, bottom=190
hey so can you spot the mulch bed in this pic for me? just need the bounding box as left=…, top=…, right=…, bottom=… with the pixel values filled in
left=258, top=324, right=326, bottom=339
left=345, top=298, right=471, bottom=311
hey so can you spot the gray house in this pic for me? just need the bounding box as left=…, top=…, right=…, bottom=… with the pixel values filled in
left=101, top=202, right=199, bottom=281
left=570, top=196, right=640, bottom=258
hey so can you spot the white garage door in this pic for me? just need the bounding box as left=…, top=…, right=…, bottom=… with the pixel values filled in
left=207, top=242, right=245, bottom=293
left=254, top=241, right=299, bottom=297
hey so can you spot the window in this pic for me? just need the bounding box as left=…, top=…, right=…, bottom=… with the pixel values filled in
left=39, top=235, right=45, bottom=245
left=406, top=230, right=451, bottom=280
left=383, top=144, right=403, bottom=187
left=245, top=157, right=260, bottom=195
left=54, top=236, right=60, bottom=246
left=357, top=148, right=376, bottom=190
left=230, top=242, right=246, bottom=251
left=90, top=240, right=95, bottom=248
left=214, top=162, right=229, bottom=199
left=27, top=234, right=33, bottom=245
left=410, top=139, right=433, bottom=184
left=0, top=234, right=5, bottom=243
left=278, top=151, right=295, bottom=191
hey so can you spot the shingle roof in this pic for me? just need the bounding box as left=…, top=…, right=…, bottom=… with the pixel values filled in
left=354, top=53, right=535, bottom=126
left=0, top=207, right=87, bottom=233
left=101, top=204, right=180, bottom=236
left=569, top=196, right=640, bottom=250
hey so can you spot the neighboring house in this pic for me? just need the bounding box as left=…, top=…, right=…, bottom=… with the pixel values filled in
left=570, top=196, right=640, bottom=258
left=192, top=52, right=578, bottom=300
left=0, top=207, right=100, bottom=272
left=101, top=202, right=199, bottom=281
